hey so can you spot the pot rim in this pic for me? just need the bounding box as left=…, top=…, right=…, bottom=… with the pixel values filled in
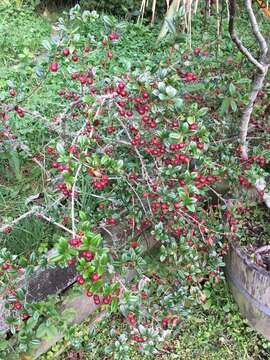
left=230, top=243, right=270, bottom=278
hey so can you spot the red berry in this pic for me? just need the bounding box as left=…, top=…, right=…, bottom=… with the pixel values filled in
left=150, top=121, right=157, bottom=129
left=143, top=92, right=149, bottom=99
left=22, top=313, right=30, bottom=320
left=9, top=89, right=16, bottom=97
left=14, top=301, right=22, bottom=310
left=72, top=54, right=78, bottom=62
left=118, top=83, right=125, bottom=90
left=107, top=51, right=113, bottom=58
left=193, top=47, right=201, bottom=55
left=2, top=263, right=10, bottom=270
left=50, top=62, right=58, bottom=72
left=62, top=49, right=70, bottom=57
left=51, top=161, right=59, bottom=169
left=76, top=275, right=85, bottom=285
left=91, top=273, right=100, bottom=282
left=103, top=295, right=111, bottom=304
left=131, top=240, right=138, bottom=249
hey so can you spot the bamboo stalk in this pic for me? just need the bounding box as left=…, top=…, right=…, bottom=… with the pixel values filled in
left=216, top=0, right=221, bottom=54
left=151, top=0, right=157, bottom=25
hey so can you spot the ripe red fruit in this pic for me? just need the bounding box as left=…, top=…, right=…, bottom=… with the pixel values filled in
left=118, top=83, right=125, bottom=90
left=84, top=47, right=91, bottom=53
left=9, top=89, right=16, bottom=97
left=50, top=62, right=58, bottom=72
left=108, top=32, right=119, bottom=41
left=72, top=54, right=78, bottom=62
left=161, top=317, right=170, bottom=328
left=91, top=273, right=100, bottom=282
left=76, top=275, right=85, bottom=285
left=131, top=240, right=138, bottom=249
left=2, top=263, right=10, bottom=270
left=193, top=47, right=201, bottom=55
left=150, top=121, right=157, bottom=129
left=86, top=291, right=93, bottom=297
left=189, top=123, right=198, bottom=131
left=103, top=295, right=111, bottom=304
left=107, top=51, right=113, bottom=58
left=22, top=313, right=30, bottom=320
left=62, top=48, right=70, bottom=57
left=51, top=161, right=59, bottom=169
left=143, top=91, right=149, bottom=99
left=67, top=259, right=73, bottom=267
left=126, top=110, right=133, bottom=117
left=14, top=301, right=22, bottom=310
left=93, top=294, right=100, bottom=304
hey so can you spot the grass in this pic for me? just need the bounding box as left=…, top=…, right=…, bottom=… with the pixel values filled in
left=0, top=1, right=51, bottom=85
left=39, top=283, right=270, bottom=360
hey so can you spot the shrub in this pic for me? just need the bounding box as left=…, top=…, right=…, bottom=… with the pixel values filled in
left=0, top=3, right=270, bottom=358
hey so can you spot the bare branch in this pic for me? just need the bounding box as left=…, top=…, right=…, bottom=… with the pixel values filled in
left=228, top=0, right=265, bottom=72
left=245, top=0, right=268, bottom=57
left=71, top=163, right=83, bottom=238
left=37, top=213, right=73, bottom=234
left=0, top=209, right=36, bottom=233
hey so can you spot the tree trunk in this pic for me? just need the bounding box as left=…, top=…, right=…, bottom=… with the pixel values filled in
left=240, top=68, right=268, bottom=159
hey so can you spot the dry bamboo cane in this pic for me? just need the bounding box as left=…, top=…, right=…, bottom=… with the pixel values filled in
left=216, top=0, right=221, bottom=54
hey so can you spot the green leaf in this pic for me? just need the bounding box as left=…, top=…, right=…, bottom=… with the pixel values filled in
left=198, top=107, right=208, bottom=116
left=174, top=98, right=183, bottom=109
left=0, top=338, right=8, bottom=350
left=186, top=204, right=195, bottom=212
left=230, top=100, right=237, bottom=112
left=220, top=97, right=230, bottom=114
left=158, top=82, right=166, bottom=92
left=56, top=142, right=65, bottom=156
left=36, top=323, right=47, bottom=338
left=169, top=132, right=181, bottom=140
left=46, top=324, right=59, bottom=339
left=103, top=15, right=114, bottom=27
left=158, top=93, right=167, bottom=101
left=42, top=39, right=51, bottom=50
left=166, top=85, right=177, bottom=98
left=110, top=298, right=118, bottom=312
left=62, top=308, right=75, bottom=322
left=49, top=254, right=63, bottom=263
left=90, top=279, right=103, bottom=293
left=27, top=317, right=39, bottom=330
left=229, top=83, right=236, bottom=95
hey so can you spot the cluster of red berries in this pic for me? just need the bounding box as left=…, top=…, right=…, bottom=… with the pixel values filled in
left=69, top=237, right=83, bottom=247
left=238, top=175, right=253, bottom=188
left=178, top=69, right=198, bottom=82
left=108, top=32, right=119, bottom=41
left=93, top=175, right=109, bottom=189
left=164, top=153, right=190, bottom=165
left=81, top=251, right=95, bottom=261
left=195, top=175, right=218, bottom=188
left=105, top=217, right=118, bottom=225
